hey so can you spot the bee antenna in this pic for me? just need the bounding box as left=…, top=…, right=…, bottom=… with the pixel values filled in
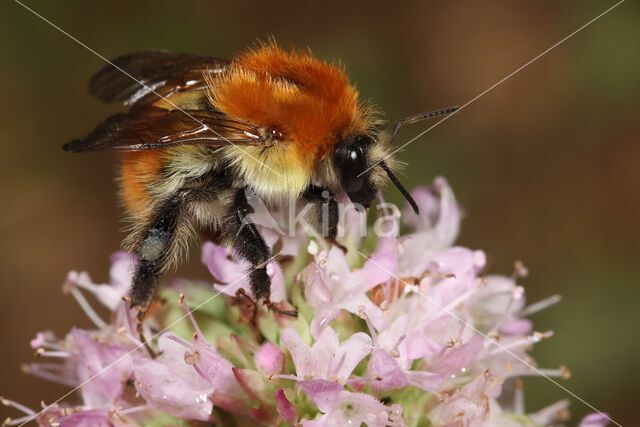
left=390, top=106, right=459, bottom=142
left=380, top=161, right=419, bottom=215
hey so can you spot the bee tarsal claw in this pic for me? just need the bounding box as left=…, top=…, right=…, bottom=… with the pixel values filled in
left=265, top=299, right=298, bottom=318
left=136, top=309, right=158, bottom=359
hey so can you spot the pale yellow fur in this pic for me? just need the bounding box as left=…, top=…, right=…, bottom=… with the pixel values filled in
left=223, top=145, right=312, bottom=204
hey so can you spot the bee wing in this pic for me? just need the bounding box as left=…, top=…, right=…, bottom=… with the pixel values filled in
left=88, top=50, right=229, bottom=108
left=63, top=107, right=264, bottom=152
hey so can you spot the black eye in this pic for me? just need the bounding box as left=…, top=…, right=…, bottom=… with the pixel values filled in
left=345, top=146, right=366, bottom=179
left=334, top=135, right=377, bottom=208
left=334, top=143, right=366, bottom=192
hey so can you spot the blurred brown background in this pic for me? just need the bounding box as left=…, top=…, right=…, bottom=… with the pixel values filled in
left=1, top=0, right=638, bottom=424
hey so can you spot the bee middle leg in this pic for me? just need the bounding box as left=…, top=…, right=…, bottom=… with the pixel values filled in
left=229, top=189, right=297, bottom=318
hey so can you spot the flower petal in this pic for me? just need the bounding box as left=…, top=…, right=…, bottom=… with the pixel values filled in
left=579, top=412, right=611, bottom=427
left=368, top=349, right=409, bottom=391
left=70, top=328, right=132, bottom=408
left=275, top=388, right=298, bottom=425
left=133, top=335, right=214, bottom=421
left=255, top=342, right=285, bottom=377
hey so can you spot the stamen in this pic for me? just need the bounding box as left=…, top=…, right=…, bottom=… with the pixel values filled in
left=331, top=353, right=347, bottom=380
left=1, top=397, right=36, bottom=417
left=528, top=399, right=570, bottom=424
left=345, top=376, right=381, bottom=385
left=184, top=351, right=201, bottom=365
left=514, top=378, right=524, bottom=414
left=68, top=287, right=107, bottom=329
left=382, top=279, right=392, bottom=310
left=30, top=332, right=49, bottom=350
left=375, top=192, right=401, bottom=237
left=34, top=349, right=70, bottom=359
left=426, top=286, right=478, bottom=324
left=121, top=301, right=137, bottom=340
left=520, top=294, right=562, bottom=317
left=421, top=271, right=456, bottom=280
left=376, top=193, right=391, bottom=217
left=273, top=374, right=302, bottom=381
left=114, top=404, right=152, bottom=417
left=446, top=336, right=461, bottom=349
left=229, top=334, right=254, bottom=367
left=529, top=366, right=571, bottom=379
left=306, top=225, right=329, bottom=252
left=488, top=288, right=518, bottom=336
left=307, top=240, right=319, bottom=255
left=192, top=363, right=209, bottom=382
left=389, top=335, right=406, bottom=358
left=70, top=274, right=100, bottom=295
left=358, top=306, right=378, bottom=347
left=21, top=364, right=76, bottom=387
left=4, top=415, right=36, bottom=426
left=511, top=260, right=529, bottom=280
left=485, top=331, right=554, bottom=357
left=178, top=293, right=202, bottom=338
left=389, top=236, right=409, bottom=254
left=165, top=334, right=191, bottom=349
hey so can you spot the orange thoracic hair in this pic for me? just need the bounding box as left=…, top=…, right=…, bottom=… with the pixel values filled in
left=206, top=44, right=374, bottom=165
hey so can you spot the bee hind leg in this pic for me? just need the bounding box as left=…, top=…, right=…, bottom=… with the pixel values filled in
left=130, top=193, right=186, bottom=358
left=265, top=299, right=299, bottom=318
left=136, top=309, right=158, bottom=358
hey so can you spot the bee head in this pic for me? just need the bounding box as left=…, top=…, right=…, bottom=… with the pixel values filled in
left=333, top=132, right=419, bottom=213
left=333, top=134, right=376, bottom=209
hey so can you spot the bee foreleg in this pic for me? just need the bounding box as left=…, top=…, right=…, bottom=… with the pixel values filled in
left=231, top=188, right=272, bottom=301
left=303, top=186, right=345, bottom=251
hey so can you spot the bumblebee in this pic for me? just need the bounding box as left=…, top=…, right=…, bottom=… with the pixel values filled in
left=65, top=42, right=456, bottom=314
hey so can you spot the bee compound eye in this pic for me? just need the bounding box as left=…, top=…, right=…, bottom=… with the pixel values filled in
left=334, top=137, right=377, bottom=208
left=342, top=146, right=366, bottom=179
left=333, top=144, right=366, bottom=194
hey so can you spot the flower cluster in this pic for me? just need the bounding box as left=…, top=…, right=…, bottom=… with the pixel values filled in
left=3, top=178, right=609, bottom=426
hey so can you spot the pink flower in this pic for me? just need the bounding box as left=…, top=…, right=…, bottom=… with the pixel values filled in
left=302, top=389, right=405, bottom=427
left=368, top=349, right=410, bottom=391
left=38, top=407, right=118, bottom=427
left=275, top=388, right=298, bottom=424
left=428, top=371, right=502, bottom=427
left=133, top=334, right=214, bottom=421
left=202, top=241, right=286, bottom=302
left=7, top=177, right=599, bottom=426
left=580, top=412, right=611, bottom=427
left=302, top=246, right=394, bottom=336
left=255, top=342, right=285, bottom=376
left=65, top=252, right=135, bottom=312
left=164, top=299, right=250, bottom=416
left=396, top=177, right=462, bottom=277
left=282, top=325, right=372, bottom=383
left=70, top=328, right=133, bottom=408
